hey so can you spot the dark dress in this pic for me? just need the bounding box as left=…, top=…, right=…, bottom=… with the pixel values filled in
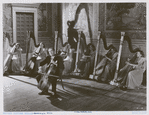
left=37, top=55, right=64, bottom=94
left=67, top=23, right=87, bottom=51
left=78, top=49, right=96, bottom=78
left=68, top=27, right=78, bottom=50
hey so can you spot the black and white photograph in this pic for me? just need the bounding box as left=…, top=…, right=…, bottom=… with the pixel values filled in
left=2, top=1, right=147, bottom=114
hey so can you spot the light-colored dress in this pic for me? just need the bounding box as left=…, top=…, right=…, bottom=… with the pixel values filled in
left=11, top=47, right=22, bottom=73
left=3, top=37, right=11, bottom=62
left=36, top=48, right=48, bottom=73
left=95, top=50, right=118, bottom=82
left=126, top=57, right=146, bottom=89
left=62, top=43, right=74, bottom=75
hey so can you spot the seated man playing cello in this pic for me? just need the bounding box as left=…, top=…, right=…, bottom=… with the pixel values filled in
left=36, top=49, right=67, bottom=97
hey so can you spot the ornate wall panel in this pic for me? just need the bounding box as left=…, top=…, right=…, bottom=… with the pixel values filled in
left=98, top=3, right=146, bottom=67
left=106, top=3, right=146, bottom=31
left=3, top=4, right=13, bottom=43
left=99, top=3, right=146, bottom=39
left=38, top=3, right=48, bottom=32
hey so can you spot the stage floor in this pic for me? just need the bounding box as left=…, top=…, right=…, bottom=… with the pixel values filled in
left=3, top=75, right=146, bottom=111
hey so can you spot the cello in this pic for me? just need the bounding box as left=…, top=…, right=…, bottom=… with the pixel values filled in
left=37, top=32, right=65, bottom=92
left=37, top=56, right=58, bottom=91
left=37, top=51, right=66, bottom=91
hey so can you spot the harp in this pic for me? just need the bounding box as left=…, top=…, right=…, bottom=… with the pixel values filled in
left=115, top=53, right=138, bottom=85
left=89, top=31, right=101, bottom=79
left=67, top=4, right=91, bottom=74
left=57, top=33, right=71, bottom=54
left=26, top=31, right=39, bottom=60
left=56, top=32, right=75, bottom=75
left=54, top=31, right=58, bottom=54
left=23, top=31, right=44, bottom=75
left=3, top=43, right=17, bottom=74
left=3, top=32, right=21, bottom=74
left=110, top=33, right=143, bottom=85
left=74, top=30, right=82, bottom=73
left=100, top=32, right=116, bottom=51
left=89, top=32, right=118, bottom=80
left=110, top=32, right=125, bottom=84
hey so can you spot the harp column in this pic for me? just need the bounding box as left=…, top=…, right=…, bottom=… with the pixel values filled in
left=54, top=31, right=58, bottom=54
left=74, top=29, right=82, bottom=73
left=89, top=31, right=101, bottom=80
left=26, top=31, right=31, bottom=67
left=110, top=32, right=125, bottom=85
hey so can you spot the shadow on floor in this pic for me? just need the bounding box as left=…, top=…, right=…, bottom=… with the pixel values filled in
left=4, top=75, right=146, bottom=111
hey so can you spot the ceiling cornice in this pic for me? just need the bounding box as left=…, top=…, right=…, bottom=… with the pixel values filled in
left=11, top=3, right=40, bottom=8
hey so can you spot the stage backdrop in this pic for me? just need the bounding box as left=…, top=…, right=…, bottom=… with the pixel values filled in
left=98, top=3, right=146, bottom=67
left=106, top=3, right=146, bottom=30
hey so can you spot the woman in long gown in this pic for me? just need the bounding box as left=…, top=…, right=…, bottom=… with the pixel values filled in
left=59, top=42, right=74, bottom=75
left=115, top=53, right=138, bottom=86
left=119, top=51, right=146, bottom=90
left=35, top=43, right=47, bottom=72
left=77, top=43, right=96, bottom=79
left=8, top=43, right=23, bottom=74
left=24, top=42, right=47, bottom=77
left=95, top=46, right=118, bottom=83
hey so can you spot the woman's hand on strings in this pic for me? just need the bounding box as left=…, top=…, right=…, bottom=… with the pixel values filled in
left=125, top=61, right=130, bottom=65
left=125, top=61, right=137, bottom=69
left=105, top=55, right=112, bottom=62
left=38, top=66, right=42, bottom=73
left=51, top=60, right=57, bottom=66
left=9, top=52, right=13, bottom=55
left=132, top=65, right=136, bottom=69
left=127, top=58, right=131, bottom=62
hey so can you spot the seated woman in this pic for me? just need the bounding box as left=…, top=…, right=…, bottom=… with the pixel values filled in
left=59, top=42, right=74, bottom=75
left=24, top=42, right=47, bottom=77
left=6, top=43, right=23, bottom=74
left=35, top=43, right=47, bottom=73
left=95, top=46, right=118, bottom=83
left=117, top=51, right=146, bottom=90
left=77, top=43, right=96, bottom=79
